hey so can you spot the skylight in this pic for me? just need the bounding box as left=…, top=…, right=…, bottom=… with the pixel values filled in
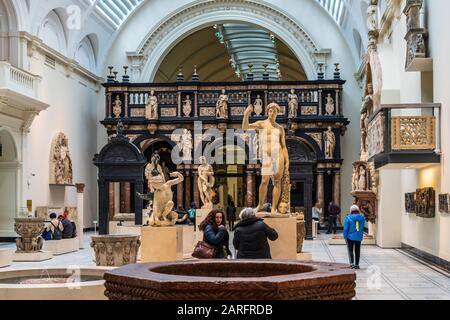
left=316, top=0, right=346, bottom=25
left=95, top=0, right=143, bottom=29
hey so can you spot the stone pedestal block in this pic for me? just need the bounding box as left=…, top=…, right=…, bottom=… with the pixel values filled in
left=194, top=209, right=210, bottom=242
left=296, top=252, right=313, bottom=261
left=43, top=238, right=79, bottom=255
left=261, top=216, right=297, bottom=260
left=141, top=226, right=182, bottom=262
left=0, top=249, right=13, bottom=268
left=91, top=235, right=140, bottom=267
left=13, top=251, right=53, bottom=262
left=177, top=225, right=196, bottom=258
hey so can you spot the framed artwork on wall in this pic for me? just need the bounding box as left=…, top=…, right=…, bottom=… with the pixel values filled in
left=405, top=193, right=415, bottom=213
left=438, top=194, right=450, bottom=213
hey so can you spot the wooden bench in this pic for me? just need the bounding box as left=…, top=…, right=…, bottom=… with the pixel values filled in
left=42, top=238, right=79, bottom=255
left=0, top=249, right=13, bottom=268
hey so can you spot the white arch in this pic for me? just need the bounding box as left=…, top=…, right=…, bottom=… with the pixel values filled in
left=38, top=10, right=68, bottom=55
left=0, top=127, right=18, bottom=162
left=134, top=0, right=322, bottom=81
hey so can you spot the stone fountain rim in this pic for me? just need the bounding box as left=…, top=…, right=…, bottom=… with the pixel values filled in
left=0, top=266, right=114, bottom=289
left=104, top=260, right=355, bottom=288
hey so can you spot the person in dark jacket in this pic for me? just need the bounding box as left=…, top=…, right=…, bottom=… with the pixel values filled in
left=175, top=205, right=189, bottom=225
left=199, top=209, right=231, bottom=259
left=226, top=201, right=236, bottom=230
left=61, top=211, right=76, bottom=239
left=343, top=205, right=366, bottom=269
left=233, top=208, right=278, bottom=259
left=327, top=201, right=341, bottom=234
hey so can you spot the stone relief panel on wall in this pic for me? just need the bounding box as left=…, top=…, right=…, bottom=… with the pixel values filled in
left=405, top=192, right=416, bottom=213
left=368, top=112, right=384, bottom=159
left=414, top=187, right=435, bottom=218
left=49, top=132, right=73, bottom=185
left=438, top=194, right=450, bottom=213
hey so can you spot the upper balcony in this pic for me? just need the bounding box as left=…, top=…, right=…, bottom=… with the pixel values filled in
left=367, top=103, right=441, bottom=169
left=0, top=62, right=49, bottom=132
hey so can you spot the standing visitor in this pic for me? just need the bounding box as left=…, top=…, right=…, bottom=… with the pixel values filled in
left=327, top=201, right=341, bottom=234
left=188, top=202, right=197, bottom=230
left=312, top=202, right=322, bottom=234
left=227, top=201, right=236, bottom=230
left=199, top=209, right=231, bottom=259
left=343, top=205, right=365, bottom=269
left=233, top=208, right=278, bottom=259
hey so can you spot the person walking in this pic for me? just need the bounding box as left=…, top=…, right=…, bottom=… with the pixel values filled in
left=327, top=201, right=341, bottom=234
left=343, top=205, right=366, bottom=269
left=199, top=209, right=231, bottom=259
left=233, top=208, right=278, bottom=259
left=312, top=202, right=322, bottom=234
left=226, top=201, right=236, bottom=230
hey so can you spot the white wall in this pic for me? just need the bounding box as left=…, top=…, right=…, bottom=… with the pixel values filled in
left=374, top=0, right=450, bottom=261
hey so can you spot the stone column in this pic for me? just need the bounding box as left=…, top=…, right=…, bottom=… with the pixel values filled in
left=75, top=183, right=85, bottom=249
left=318, top=90, right=323, bottom=115
left=177, top=178, right=184, bottom=208
left=178, top=92, right=182, bottom=117
left=134, top=180, right=143, bottom=225
left=316, top=170, right=325, bottom=224
left=108, top=182, right=115, bottom=222
left=335, top=90, right=340, bottom=116
left=99, top=179, right=108, bottom=235
left=246, top=171, right=255, bottom=208
left=107, top=93, right=112, bottom=118
left=124, top=92, right=129, bottom=117
left=193, top=171, right=200, bottom=208
left=124, top=182, right=131, bottom=213
left=333, top=171, right=341, bottom=225
left=185, top=171, right=191, bottom=210
left=194, top=92, right=198, bottom=117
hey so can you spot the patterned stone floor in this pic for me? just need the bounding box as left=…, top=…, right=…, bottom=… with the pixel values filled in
left=1, top=231, right=449, bottom=300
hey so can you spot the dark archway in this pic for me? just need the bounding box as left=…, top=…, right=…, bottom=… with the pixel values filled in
left=93, top=133, right=147, bottom=234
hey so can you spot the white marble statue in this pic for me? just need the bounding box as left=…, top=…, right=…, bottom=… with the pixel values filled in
left=254, top=95, right=263, bottom=116
left=112, top=95, right=122, bottom=118
left=197, top=156, right=215, bottom=209
left=50, top=132, right=73, bottom=185
left=325, top=93, right=335, bottom=115
left=181, top=129, right=192, bottom=162
left=183, top=95, right=192, bottom=117
left=216, top=89, right=228, bottom=118
left=145, top=90, right=158, bottom=119
left=358, top=166, right=367, bottom=191
left=288, top=89, right=299, bottom=118
left=324, top=127, right=336, bottom=159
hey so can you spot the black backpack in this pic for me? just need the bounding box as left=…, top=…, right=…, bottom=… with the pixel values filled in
left=50, top=221, right=62, bottom=240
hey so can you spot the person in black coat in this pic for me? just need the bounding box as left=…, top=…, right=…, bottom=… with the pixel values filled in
left=199, top=209, right=231, bottom=259
left=233, top=208, right=278, bottom=259
left=226, top=201, right=236, bottom=230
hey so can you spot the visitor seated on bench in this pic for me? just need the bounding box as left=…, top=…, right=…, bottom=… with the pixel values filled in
left=44, top=213, right=63, bottom=240
left=61, top=211, right=77, bottom=239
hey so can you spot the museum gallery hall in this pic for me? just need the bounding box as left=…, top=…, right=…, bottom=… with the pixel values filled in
left=0, top=0, right=449, bottom=302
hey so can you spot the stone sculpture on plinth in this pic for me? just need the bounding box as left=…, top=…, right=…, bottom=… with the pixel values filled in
left=197, top=156, right=215, bottom=209
left=49, top=132, right=73, bottom=185
left=145, top=90, right=158, bottom=120
left=243, top=103, right=290, bottom=214
left=216, top=89, right=228, bottom=119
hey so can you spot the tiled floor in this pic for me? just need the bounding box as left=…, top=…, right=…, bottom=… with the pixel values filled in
left=1, top=232, right=449, bottom=300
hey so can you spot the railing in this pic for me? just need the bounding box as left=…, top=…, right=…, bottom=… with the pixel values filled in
left=368, top=103, right=441, bottom=161
left=0, top=61, right=40, bottom=99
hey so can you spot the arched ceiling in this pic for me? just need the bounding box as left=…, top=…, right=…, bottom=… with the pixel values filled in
left=154, top=25, right=306, bottom=82
left=94, top=0, right=346, bottom=30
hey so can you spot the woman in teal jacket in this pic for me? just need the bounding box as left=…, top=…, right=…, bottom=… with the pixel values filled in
left=343, top=205, right=366, bottom=269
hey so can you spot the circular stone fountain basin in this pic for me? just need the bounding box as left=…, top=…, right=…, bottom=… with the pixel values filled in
left=104, top=260, right=356, bottom=300
left=0, top=267, right=112, bottom=300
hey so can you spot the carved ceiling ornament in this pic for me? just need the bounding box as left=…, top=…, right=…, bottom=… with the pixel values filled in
left=133, top=0, right=322, bottom=81
left=49, top=132, right=73, bottom=185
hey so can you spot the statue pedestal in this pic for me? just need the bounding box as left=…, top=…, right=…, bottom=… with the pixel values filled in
left=177, top=225, right=196, bottom=259
left=13, top=251, right=53, bottom=262
left=141, top=226, right=183, bottom=262
left=258, top=215, right=297, bottom=260
left=296, top=252, right=312, bottom=261
left=194, top=209, right=210, bottom=242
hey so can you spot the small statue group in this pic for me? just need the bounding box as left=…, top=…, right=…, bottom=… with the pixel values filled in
left=352, top=165, right=367, bottom=192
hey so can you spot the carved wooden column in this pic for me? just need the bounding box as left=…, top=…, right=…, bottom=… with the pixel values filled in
left=246, top=171, right=256, bottom=208
left=185, top=170, right=191, bottom=210
left=318, top=90, right=323, bottom=115
left=316, top=170, right=325, bottom=224
left=333, top=170, right=341, bottom=207
left=107, top=93, right=112, bottom=118
left=193, top=171, right=200, bottom=208
left=335, top=90, right=340, bottom=116
left=99, top=179, right=109, bottom=235
left=108, top=182, right=115, bottom=221
left=178, top=92, right=182, bottom=117
left=194, top=92, right=198, bottom=117
left=124, top=92, right=129, bottom=117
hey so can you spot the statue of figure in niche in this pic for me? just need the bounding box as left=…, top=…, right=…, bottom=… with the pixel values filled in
left=145, top=90, right=158, bottom=119
left=325, top=93, right=335, bottom=115
left=112, top=95, right=122, bottom=118
left=358, top=166, right=367, bottom=191
left=352, top=166, right=359, bottom=192
left=181, top=129, right=193, bottom=162
left=183, top=95, right=192, bottom=117
left=253, top=95, right=263, bottom=116
left=216, top=89, right=228, bottom=118
left=50, top=132, right=73, bottom=185
left=323, top=127, right=336, bottom=159
left=288, top=89, right=299, bottom=118
left=145, top=152, right=165, bottom=193
left=197, top=156, right=215, bottom=209
left=360, top=111, right=369, bottom=159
